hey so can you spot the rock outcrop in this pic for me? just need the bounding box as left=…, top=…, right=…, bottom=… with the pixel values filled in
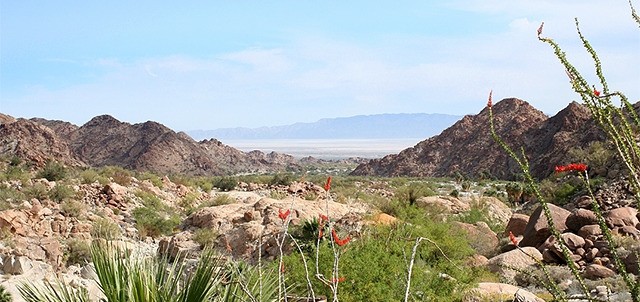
left=1, top=114, right=300, bottom=176
left=351, top=99, right=606, bottom=180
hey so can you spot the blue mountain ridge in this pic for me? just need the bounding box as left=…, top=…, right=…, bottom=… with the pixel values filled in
left=188, top=113, right=462, bottom=140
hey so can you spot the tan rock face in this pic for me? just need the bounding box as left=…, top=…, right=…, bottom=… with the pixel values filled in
left=566, top=208, right=599, bottom=232
left=454, top=221, right=498, bottom=257
left=487, top=247, right=542, bottom=281
left=519, top=204, right=571, bottom=248
left=504, top=213, right=529, bottom=237
left=605, top=207, right=639, bottom=228
left=416, top=196, right=470, bottom=213
left=466, top=282, right=545, bottom=302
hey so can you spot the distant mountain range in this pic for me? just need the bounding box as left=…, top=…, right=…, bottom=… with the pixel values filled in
left=187, top=113, right=462, bottom=140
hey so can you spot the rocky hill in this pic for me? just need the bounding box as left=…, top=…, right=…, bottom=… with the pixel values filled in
left=351, top=98, right=605, bottom=179
left=0, top=114, right=299, bottom=175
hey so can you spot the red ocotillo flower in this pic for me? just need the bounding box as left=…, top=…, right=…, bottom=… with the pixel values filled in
left=331, top=229, right=351, bottom=246
left=319, top=214, right=328, bottom=223
left=487, top=90, right=493, bottom=108
left=555, top=163, right=588, bottom=173
left=324, top=176, right=332, bottom=192
left=331, top=277, right=346, bottom=283
left=509, top=231, right=519, bottom=246
left=537, top=22, right=544, bottom=36
left=278, top=209, right=291, bottom=221
left=593, top=88, right=601, bottom=97
left=280, top=262, right=285, bottom=273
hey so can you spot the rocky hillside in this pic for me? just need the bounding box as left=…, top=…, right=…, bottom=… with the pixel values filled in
left=0, top=114, right=299, bottom=175
left=351, top=98, right=605, bottom=179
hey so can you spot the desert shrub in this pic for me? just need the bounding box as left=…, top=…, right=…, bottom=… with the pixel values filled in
left=132, top=206, right=180, bottom=238
left=269, top=173, right=293, bottom=186
left=213, top=177, right=237, bottom=191
left=36, top=161, right=67, bottom=181
left=1, top=158, right=30, bottom=183
left=281, top=222, right=485, bottom=302
left=0, top=184, right=25, bottom=209
left=539, top=178, right=582, bottom=206
left=60, top=200, right=86, bottom=218
left=79, top=169, right=109, bottom=185
left=169, top=174, right=194, bottom=187
left=396, top=182, right=436, bottom=206
left=0, top=284, right=11, bottom=302
left=132, top=189, right=180, bottom=237
left=65, top=238, right=92, bottom=266
left=99, top=166, right=132, bottom=186
left=567, top=141, right=617, bottom=177
left=504, top=182, right=523, bottom=204
left=91, top=217, right=122, bottom=240
left=193, top=177, right=213, bottom=192
left=178, top=191, right=200, bottom=212
left=192, top=228, right=218, bottom=247
left=137, top=171, right=164, bottom=188
left=199, top=194, right=235, bottom=208
left=49, top=184, right=75, bottom=202
left=24, top=182, right=49, bottom=200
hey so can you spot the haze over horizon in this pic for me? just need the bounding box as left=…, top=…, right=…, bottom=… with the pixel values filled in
left=1, top=1, right=639, bottom=132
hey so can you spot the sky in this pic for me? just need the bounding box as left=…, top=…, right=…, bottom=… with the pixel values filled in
left=1, top=1, right=639, bottom=131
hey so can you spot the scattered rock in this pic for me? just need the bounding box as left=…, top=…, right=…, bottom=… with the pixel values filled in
left=504, top=213, right=529, bottom=237
left=519, top=204, right=571, bottom=248
left=487, top=247, right=542, bottom=281
left=584, top=263, right=615, bottom=279
left=465, top=282, right=545, bottom=302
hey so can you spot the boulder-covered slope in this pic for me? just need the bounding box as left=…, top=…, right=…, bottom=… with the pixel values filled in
left=351, top=98, right=605, bottom=179
left=0, top=113, right=299, bottom=175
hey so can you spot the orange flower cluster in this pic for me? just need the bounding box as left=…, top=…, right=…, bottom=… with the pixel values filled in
left=331, top=229, right=351, bottom=246
left=318, top=214, right=329, bottom=239
left=555, top=163, right=588, bottom=173
left=509, top=231, right=519, bottom=246
left=324, top=176, right=332, bottom=191
left=593, top=88, right=601, bottom=97
left=278, top=209, right=290, bottom=221
left=331, top=277, right=346, bottom=283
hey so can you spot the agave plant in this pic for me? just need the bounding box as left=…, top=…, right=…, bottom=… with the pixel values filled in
left=0, top=285, right=12, bottom=302
left=18, top=241, right=282, bottom=302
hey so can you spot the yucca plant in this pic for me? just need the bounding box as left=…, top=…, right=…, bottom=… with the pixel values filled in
left=18, top=242, right=227, bottom=302
left=0, top=285, right=12, bottom=302
left=18, top=279, right=89, bottom=302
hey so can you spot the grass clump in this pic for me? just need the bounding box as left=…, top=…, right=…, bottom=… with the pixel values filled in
left=65, top=238, right=92, bottom=266
left=60, top=200, right=86, bottom=218
left=91, top=217, right=122, bottom=240
left=49, top=184, right=75, bottom=202
left=193, top=228, right=218, bottom=248
left=213, top=177, right=237, bottom=191
left=132, top=190, right=180, bottom=238
left=36, top=161, right=67, bottom=181
left=79, top=169, right=109, bottom=185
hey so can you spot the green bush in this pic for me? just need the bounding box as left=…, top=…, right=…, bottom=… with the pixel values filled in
left=91, top=218, right=122, bottom=241
left=36, top=161, right=67, bottom=181
left=0, top=184, right=25, bottom=209
left=213, top=177, right=237, bottom=191
left=396, top=182, right=436, bottom=206
left=0, top=284, right=11, bottom=302
left=49, top=184, right=75, bottom=202
left=132, top=206, right=180, bottom=238
left=137, top=171, right=164, bottom=188
left=281, top=222, right=485, bottom=302
left=269, top=173, right=293, bottom=186
left=99, top=166, right=132, bottom=186
left=60, top=200, right=86, bottom=218
left=24, top=183, right=49, bottom=200
left=79, top=169, right=110, bottom=185
left=65, top=238, right=92, bottom=266
left=192, top=228, right=218, bottom=248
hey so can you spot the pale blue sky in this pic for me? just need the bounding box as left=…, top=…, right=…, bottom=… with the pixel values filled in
left=1, top=1, right=638, bottom=131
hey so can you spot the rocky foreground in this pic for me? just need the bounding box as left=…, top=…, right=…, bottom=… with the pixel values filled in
left=0, top=170, right=638, bottom=301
